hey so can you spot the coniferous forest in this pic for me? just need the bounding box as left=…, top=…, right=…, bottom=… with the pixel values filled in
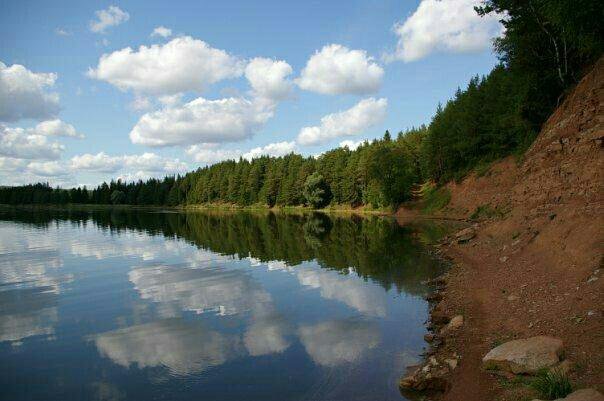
left=1, top=0, right=601, bottom=209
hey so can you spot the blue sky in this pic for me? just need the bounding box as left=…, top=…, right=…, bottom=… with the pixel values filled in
left=0, top=0, right=503, bottom=187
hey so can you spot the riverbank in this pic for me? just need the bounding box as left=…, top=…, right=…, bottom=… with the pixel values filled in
left=0, top=202, right=392, bottom=216
left=398, top=59, right=603, bottom=400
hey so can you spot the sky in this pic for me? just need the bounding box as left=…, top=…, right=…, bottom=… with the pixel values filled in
left=0, top=0, right=504, bottom=188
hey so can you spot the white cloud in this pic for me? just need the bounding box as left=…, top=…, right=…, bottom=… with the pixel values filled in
left=34, top=119, right=84, bottom=138
left=89, top=5, right=130, bottom=34
left=186, top=146, right=241, bottom=164
left=93, top=319, right=243, bottom=376
left=296, top=267, right=386, bottom=317
left=296, top=44, right=384, bottom=95
left=151, top=26, right=172, bottom=38
left=88, top=36, right=245, bottom=95
left=158, top=94, right=183, bottom=107
left=297, top=98, right=387, bottom=146
left=245, top=57, right=293, bottom=101
left=298, top=320, right=380, bottom=367
left=387, top=0, right=503, bottom=62
left=70, top=152, right=187, bottom=174
left=70, top=152, right=122, bottom=173
left=0, top=125, right=64, bottom=160
left=122, top=152, right=187, bottom=173
left=0, top=157, right=28, bottom=171
left=242, top=141, right=296, bottom=160
left=0, top=62, right=60, bottom=122
left=26, top=161, right=69, bottom=177
left=339, top=139, right=364, bottom=150
left=187, top=141, right=296, bottom=165
left=130, top=96, right=274, bottom=147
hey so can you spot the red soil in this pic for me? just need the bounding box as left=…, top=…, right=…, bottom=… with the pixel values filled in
left=399, top=57, right=604, bottom=400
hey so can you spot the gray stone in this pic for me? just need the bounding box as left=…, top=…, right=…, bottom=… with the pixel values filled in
left=455, top=227, right=476, bottom=243
left=482, top=336, right=564, bottom=374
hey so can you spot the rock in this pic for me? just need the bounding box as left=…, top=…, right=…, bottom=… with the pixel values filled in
left=424, top=333, right=436, bottom=342
left=499, top=255, right=509, bottom=263
left=532, top=389, right=604, bottom=401
left=482, top=336, right=564, bottom=374
left=399, top=364, right=450, bottom=392
left=444, top=358, right=458, bottom=370
left=455, top=227, right=476, bottom=243
left=441, top=315, right=463, bottom=334
left=430, top=311, right=450, bottom=326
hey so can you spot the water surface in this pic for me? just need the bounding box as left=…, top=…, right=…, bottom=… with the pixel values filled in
left=0, top=208, right=444, bottom=401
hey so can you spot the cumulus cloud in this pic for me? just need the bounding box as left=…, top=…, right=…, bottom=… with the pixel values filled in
left=0, top=62, right=60, bottom=122
left=245, top=57, right=293, bottom=101
left=89, top=5, right=130, bottom=34
left=297, top=98, right=387, bottom=146
left=33, top=119, right=84, bottom=138
left=0, top=125, right=64, bottom=160
left=242, top=141, right=296, bottom=160
left=130, top=96, right=274, bottom=147
left=187, top=141, right=296, bottom=165
left=26, top=161, right=69, bottom=177
left=88, top=36, right=245, bottom=95
left=298, top=320, right=380, bottom=367
left=151, top=26, right=172, bottom=38
left=0, top=157, right=28, bottom=171
left=93, top=319, right=243, bottom=375
left=186, top=147, right=241, bottom=164
left=70, top=152, right=187, bottom=174
left=340, top=139, right=364, bottom=150
left=296, top=267, right=386, bottom=317
left=70, top=152, right=121, bottom=173
left=296, top=44, right=384, bottom=95
left=387, top=0, right=503, bottom=62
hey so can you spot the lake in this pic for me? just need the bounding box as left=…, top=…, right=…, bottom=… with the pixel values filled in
left=0, top=208, right=446, bottom=401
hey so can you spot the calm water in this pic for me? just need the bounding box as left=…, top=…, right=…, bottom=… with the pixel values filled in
left=0, top=208, right=445, bottom=401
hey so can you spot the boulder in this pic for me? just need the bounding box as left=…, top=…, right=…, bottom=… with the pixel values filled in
left=455, top=227, right=476, bottom=243
left=532, top=388, right=604, bottom=401
left=483, top=336, right=564, bottom=374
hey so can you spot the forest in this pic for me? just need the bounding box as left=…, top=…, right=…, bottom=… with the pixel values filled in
left=1, top=0, right=601, bottom=209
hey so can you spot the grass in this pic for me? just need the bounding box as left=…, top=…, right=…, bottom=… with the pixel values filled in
left=469, top=203, right=508, bottom=220
left=418, top=181, right=451, bottom=214
left=530, top=369, right=573, bottom=400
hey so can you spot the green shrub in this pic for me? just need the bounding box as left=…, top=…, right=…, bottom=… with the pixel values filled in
left=418, top=182, right=451, bottom=214
left=530, top=369, right=573, bottom=400
left=469, top=203, right=507, bottom=220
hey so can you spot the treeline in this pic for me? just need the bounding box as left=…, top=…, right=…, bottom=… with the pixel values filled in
left=1, top=0, right=601, bottom=208
left=0, top=177, right=178, bottom=206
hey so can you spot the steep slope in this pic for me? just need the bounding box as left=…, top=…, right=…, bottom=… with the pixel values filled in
left=430, top=57, right=603, bottom=400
